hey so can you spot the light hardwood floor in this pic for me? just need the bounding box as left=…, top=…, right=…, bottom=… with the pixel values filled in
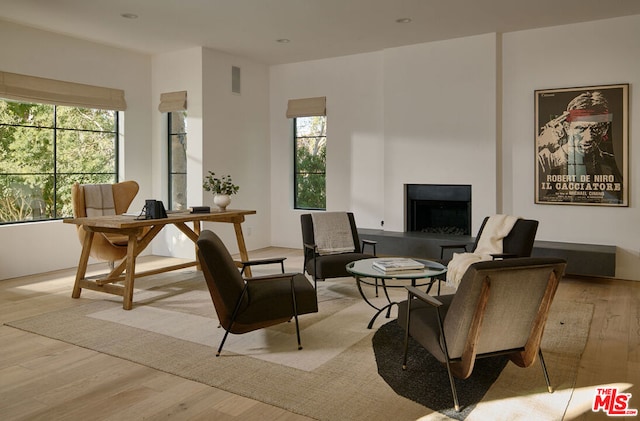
left=1, top=249, right=638, bottom=420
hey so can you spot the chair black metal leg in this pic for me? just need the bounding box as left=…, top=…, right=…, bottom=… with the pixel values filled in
left=539, top=349, right=553, bottom=393
left=217, top=330, right=231, bottom=357
left=437, top=307, right=460, bottom=411
left=444, top=360, right=461, bottom=412
left=290, top=278, right=302, bottom=350
left=429, top=277, right=443, bottom=295
left=217, top=285, right=248, bottom=357
left=402, top=291, right=412, bottom=370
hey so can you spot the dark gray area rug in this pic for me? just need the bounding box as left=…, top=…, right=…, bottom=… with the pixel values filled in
left=372, top=320, right=509, bottom=420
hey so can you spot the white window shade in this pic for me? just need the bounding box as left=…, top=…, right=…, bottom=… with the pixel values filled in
left=286, top=96, right=326, bottom=118
left=0, top=71, right=126, bottom=111
left=158, top=91, right=187, bottom=112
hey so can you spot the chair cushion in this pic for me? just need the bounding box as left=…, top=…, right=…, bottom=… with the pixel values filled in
left=234, top=274, right=318, bottom=328
left=305, top=252, right=371, bottom=279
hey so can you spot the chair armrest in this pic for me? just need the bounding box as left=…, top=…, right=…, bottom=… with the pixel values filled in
left=440, top=244, right=468, bottom=250
left=303, top=242, right=317, bottom=252
left=361, top=239, right=377, bottom=256
left=440, top=244, right=468, bottom=259
left=405, top=286, right=443, bottom=308
left=490, top=253, right=518, bottom=260
left=244, top=272, right=300, bottom=282
left=240, top=257, right=286, bottom=274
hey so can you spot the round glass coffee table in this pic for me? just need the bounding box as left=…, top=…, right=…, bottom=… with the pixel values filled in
left=346, top=258, right=447, bottom=329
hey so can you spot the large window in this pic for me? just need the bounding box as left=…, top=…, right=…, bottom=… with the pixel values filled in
left=168, top=111, right=187, bottom=210
left=294, top=116, right=326, bottom=209
left=0, top=99, right=118, bottom=224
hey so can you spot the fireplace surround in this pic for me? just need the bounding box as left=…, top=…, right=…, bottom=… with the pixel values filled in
left=405, top=184, right=471, bottom=235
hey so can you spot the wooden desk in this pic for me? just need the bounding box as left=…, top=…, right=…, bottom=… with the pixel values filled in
left=64, top=209, right=256, bottom=309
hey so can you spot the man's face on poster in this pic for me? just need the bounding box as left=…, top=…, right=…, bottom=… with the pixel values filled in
left=565, top=120, right=609, bottom=154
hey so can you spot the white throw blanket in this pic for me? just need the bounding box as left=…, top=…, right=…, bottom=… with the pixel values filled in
left=311, top=212, right=355, bottom=255
left=446, top=214, right=519, bottom=288
left=83, top=184, right=116, bottom=217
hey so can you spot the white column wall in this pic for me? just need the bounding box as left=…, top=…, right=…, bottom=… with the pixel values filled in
left=150, top=47, right=204, bottom=258
left=382, top=34, right=498, bottom=233
left=200, top=48, right=271, bottom=253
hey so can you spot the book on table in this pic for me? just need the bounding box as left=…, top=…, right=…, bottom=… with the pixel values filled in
left=372, top=258, right=425, bottom=273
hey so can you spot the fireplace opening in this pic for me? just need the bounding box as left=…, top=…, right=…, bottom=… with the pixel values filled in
left=406, top=184, right=471, bottom=235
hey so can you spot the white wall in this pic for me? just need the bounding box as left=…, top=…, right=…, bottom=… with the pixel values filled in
left=269, top=19, right=640, bottom=281
left=270, top=52, right=386, bottom=248
left=0, top=21, right=152, bottom=280
left=269, top=34, right=498, bottom=246
left=2, top=15, right=639, bottom=281
left=502, top=14, right=640, bottom=280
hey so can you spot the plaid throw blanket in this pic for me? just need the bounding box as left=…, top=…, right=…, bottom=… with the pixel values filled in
left=311, top=212, right=356, bottom=256
left=83, top=184, right=116, bottom=217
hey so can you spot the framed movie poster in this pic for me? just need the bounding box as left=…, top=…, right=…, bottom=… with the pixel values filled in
left=535, top=84, right=628, bottom=206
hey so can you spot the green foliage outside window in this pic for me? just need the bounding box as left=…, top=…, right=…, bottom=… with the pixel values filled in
left=0, top=99, right=117, bottom=224
left=294, top=116, right=326, bottom=209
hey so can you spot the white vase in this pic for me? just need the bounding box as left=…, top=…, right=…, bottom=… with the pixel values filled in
left=213, top=194, right=231, bottom=211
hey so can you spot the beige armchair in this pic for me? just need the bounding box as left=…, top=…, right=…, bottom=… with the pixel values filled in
left=71, top=181, right=140, bottom=264
left=398, top=257, right=566, bottom=412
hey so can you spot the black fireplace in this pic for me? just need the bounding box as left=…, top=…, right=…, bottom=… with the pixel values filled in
left=405, top=184, right=471, bottom=235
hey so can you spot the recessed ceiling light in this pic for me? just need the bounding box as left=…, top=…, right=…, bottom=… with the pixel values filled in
left=395, top=18, right=412, bottom=24
left=120, top=13, right=139, bottom=19
left=276, top=39, right=290, bottom=43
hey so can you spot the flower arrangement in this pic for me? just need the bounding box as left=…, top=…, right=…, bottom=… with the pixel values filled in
left=203, top=171, right=240, bottom=196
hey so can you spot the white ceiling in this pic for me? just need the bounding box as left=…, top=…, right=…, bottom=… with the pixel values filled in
left=1, top=0, right=640, bottom=65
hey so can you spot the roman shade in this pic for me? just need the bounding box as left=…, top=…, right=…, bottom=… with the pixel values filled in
left=286, top=96, right=326, bottom=118
left=0, top=71, right=126, bottom=111
left=158, top=90, right=187, bottom=112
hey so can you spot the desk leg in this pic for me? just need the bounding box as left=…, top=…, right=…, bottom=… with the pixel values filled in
left=72, top=231, right=94, bottom=299
left=233, top=221, right=251, bottom=277
left=122, top=232, right=138, bottom=310
left=194, top=220, right=201, bottom=270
